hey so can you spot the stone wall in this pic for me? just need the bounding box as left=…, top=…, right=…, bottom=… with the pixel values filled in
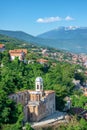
left=9, top=90, right=55, bottom=122
left=45, top=91, right=55, bottom=115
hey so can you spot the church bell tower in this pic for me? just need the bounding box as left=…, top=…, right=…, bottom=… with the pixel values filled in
left=35, top=77, right=43, bottom=92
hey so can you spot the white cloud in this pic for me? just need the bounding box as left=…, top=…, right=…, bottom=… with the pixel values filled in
left=65, top=16, right=74, bottom=21
left=36, top=16, right=62, bottom=23
left=36, top=16, right=75, bottom=23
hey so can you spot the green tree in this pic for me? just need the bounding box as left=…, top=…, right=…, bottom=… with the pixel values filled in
left=25, top=123, right=33, bottom=130
left=74, top=72, right=86, bottom=85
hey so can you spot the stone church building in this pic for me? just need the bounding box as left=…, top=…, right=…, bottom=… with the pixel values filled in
left=9, top=77, right=55, bottom=122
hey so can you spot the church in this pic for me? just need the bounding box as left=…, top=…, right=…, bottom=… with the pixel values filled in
left=9, top=77, right=55, bottom=122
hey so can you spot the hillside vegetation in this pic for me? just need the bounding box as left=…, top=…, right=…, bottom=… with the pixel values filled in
left=0, top=35, right=87, bottom=130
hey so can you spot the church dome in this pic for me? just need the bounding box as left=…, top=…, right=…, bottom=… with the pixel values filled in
left=35, top=77, right=43, bottom=82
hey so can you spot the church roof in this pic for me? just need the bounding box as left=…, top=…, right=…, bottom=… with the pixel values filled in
left=35, top=77, right=43, bottom=82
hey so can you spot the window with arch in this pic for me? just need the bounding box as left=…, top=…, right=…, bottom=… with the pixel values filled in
left=37, top=85, right=39, bottom=89
left=40, top=85, right=42, bottom=89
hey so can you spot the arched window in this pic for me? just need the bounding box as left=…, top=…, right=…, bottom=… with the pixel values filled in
left=37, top=85, right=39, bottom=89
left=12, top=96, right=14, bottom=100
left=40, top=85, right=42, bottom=89
left=22, top=95, right=23, bottom=100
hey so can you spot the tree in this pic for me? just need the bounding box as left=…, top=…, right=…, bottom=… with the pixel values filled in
left=25, top=123, right=33, bottom=130
left=74, top=72, right=86, bottom=85
left=71, top=95, right=87, bottom=108
left=80, top=118, right=87, bottom=130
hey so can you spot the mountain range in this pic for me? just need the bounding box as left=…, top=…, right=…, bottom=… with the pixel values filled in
left=0, top=26, right=87, bottom=53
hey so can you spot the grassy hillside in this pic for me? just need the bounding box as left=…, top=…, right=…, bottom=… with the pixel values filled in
left=1, top=28, right=87, bottom=53
left=0, top=34, right=37, bottom=50
left=0, top=30, right=44, bottom=45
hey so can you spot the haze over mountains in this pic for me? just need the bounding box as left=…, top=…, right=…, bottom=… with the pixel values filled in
left=0, top=26, right=87, bottom=53
left=37, top=26, right=87, bottom=39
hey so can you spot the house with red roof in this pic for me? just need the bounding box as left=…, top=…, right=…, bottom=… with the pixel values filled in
left=0, top=44, right=5, bottom=52
left=9, top=49, right=27, bottom=61
left=37, top=58, right=48, bottom=64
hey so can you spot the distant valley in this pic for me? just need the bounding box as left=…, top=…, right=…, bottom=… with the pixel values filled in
left=0, top=26, right=87, bottom=53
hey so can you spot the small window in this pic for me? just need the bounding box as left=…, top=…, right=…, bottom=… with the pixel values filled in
left=40, top=85, right=42, bottom=89
left=37, top=85, right=39, bottom=89
left=12, top=96, right=14, bottom=100
left=15, top=97, right=17, bottom=102
left=22, top=95, right=23, bottom=100
left=32, top=95, right=34, bottom=101
left=19, top=95, right=20, bottom=98
left=30, top=113, right=33, bottom=118
left=37, top=95, right=39, bottom=101
left=24, top=93, right=27, bottom=96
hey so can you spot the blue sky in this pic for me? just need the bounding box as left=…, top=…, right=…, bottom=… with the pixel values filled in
left=0, top=0, right=87, bottom=35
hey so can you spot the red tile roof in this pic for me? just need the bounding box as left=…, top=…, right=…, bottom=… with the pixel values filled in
left=37, top=59, right=48, bottom=63
left=9, top=49, right=27, bottom=54
left=9, top=49, right=27, bottom=57
left=0, top=44, right=5, bottom=49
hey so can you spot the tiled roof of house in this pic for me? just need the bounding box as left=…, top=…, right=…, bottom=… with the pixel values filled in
left=84, top=93, right=87, bottom=96
left=0, top=44, right=5, bottom=48
left=9, top=49, right=27, bottom=54
left=9, top=53, right=22, bottom=56
left=37, top=58, right=48, bottom=63
left=9, top=49, right=27, bottom=57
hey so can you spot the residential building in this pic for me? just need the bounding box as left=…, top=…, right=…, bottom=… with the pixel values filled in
left=0, top=44, right=5, bottom=52
left=37, top=59, right=48, bottom=64
left=9, top=49, right=27, bottom=61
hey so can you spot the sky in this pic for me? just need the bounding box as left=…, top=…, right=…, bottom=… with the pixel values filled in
left=0, top=0, right=87, bottom=36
